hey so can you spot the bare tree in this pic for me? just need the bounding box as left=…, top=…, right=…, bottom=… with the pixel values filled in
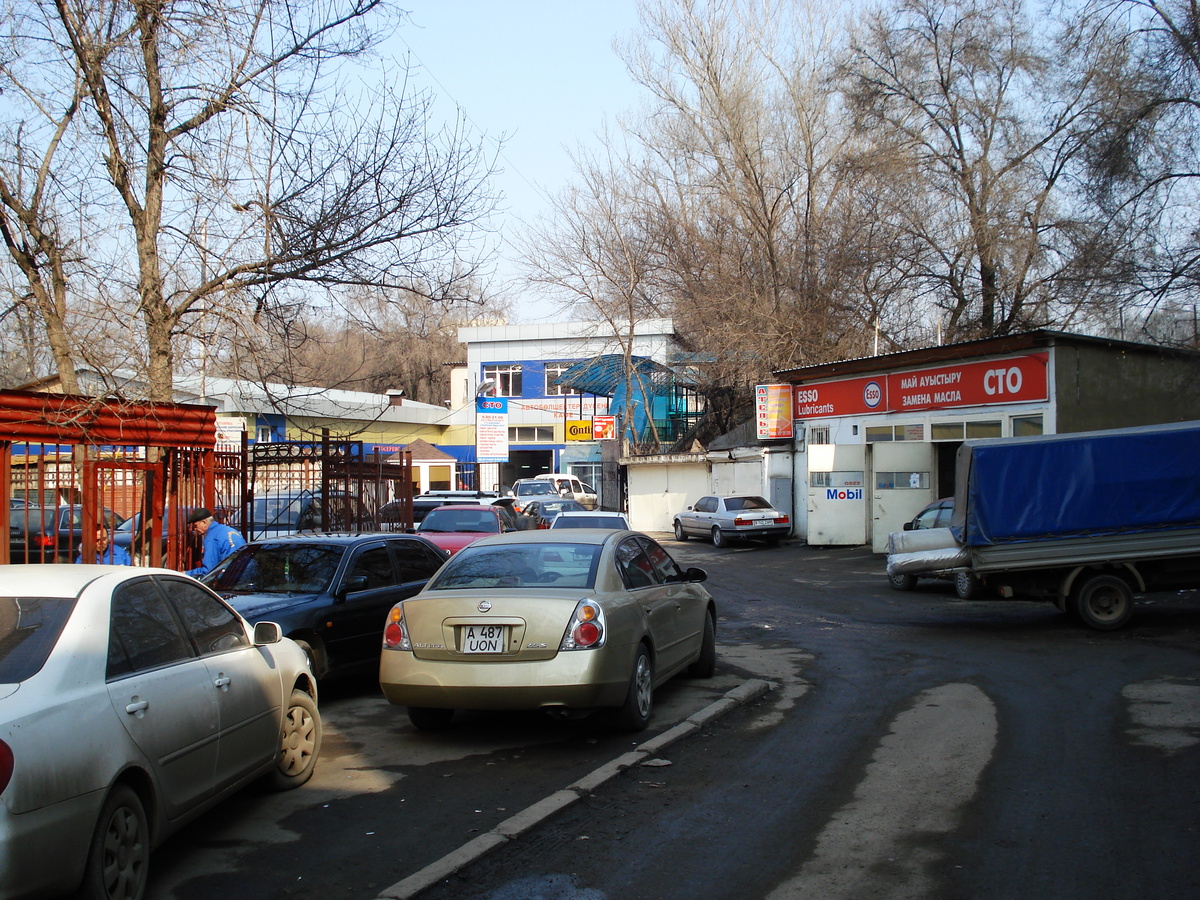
left=840, top=0, right=1124, bottom=340
left=0, top=0, right=497, bottom=402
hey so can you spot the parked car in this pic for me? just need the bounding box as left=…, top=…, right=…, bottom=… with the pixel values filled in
left=507, top=479, right=558, bottom=513
left=380, top=529, right=716, bottom=731
left=673, top=495, right=790, bottom=548
left=203, top=533, right=448, bottom=678
left=523, top=498, right=588, bottom=528
left=0, top=565, right=321, bottom=900
left=415, top=505, right=516, bottom=555
left=533, top=473, right=598, bottom=509
left=550, top=511, right=632, bottom=530
left=7, top=505, right=126, bottom=563
left=232, top=489, right=374, bottom=539
left=886, top=497, right=980, bottom=597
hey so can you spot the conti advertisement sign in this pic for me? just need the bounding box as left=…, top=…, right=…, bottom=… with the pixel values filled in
left=793, top=353, right=1048, bottom=419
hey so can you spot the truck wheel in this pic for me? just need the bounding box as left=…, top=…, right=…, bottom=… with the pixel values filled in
left=1073, top=575, right=1134, bottom=630
left=888, top=572, right=917, bottom=591
left=954, top=571, right=980, bottom=600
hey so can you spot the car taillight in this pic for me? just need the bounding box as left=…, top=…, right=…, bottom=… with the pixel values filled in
left=35, top=535, right=55, bottom=549
left=560, top=599, right=606, bottom=650
left=0, top=739, right=12, bottom=795
left=382, top=604, right=410, bottom=651
left=734, top=517, right=751, bottom=526
left=775, top=515, right=789, bottom=524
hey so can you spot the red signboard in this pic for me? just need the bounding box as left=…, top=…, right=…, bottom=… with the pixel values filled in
left=794, top=354, right=1048, bottom=419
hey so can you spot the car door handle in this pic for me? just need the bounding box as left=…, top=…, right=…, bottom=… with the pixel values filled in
left=213, top=675, right=232, bottom=690
left=125, top=698, right=149, bottom=714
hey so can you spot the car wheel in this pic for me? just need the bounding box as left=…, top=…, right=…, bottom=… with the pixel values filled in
left=1073, top=574, right=1134, bottom=630
left=954, top=571, right=981, bottom=600
left=614, top=644, right=654, bottom=731
left=711, top=527, right=728, bottom=549
left=79, top=783, right=150, bottom=900
left=674, top=520, right=688, bottom=541
left=293, top=638, right=327, bottom=679
left=688, top=611, right=716, bottom=678
left=267, top=689, right=322, bottom=791
left=888, top=571, right=917, bottom=591
left=408, top=706, right=455, bottom=731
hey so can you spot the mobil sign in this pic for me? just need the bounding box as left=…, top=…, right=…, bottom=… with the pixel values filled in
left=793, top=353, right=1048, bottom=419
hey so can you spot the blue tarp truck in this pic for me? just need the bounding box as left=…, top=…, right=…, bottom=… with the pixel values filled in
left=886, top=421, right=1200, bottom=629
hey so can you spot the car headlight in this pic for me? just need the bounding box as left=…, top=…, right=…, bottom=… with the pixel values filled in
left=559, top=598, right=606, bottom=650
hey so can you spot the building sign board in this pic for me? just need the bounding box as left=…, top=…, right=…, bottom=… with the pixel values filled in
left=756, top=384, right=795, bottom=440
left=475, top=397, right=509, bottom=463
left=592, top=415, right=616, bottom=440
left=793, top=353, right=1048, bottom=419
left=565, top=419, right=594, bottom=441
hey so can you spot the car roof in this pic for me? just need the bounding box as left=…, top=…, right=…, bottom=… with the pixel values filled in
left=555, top=510, right=626, bottom=518
left=463, top=529, right=634, bottom=549
left=0, top=563, right=178, bottom=598
left=242, top=532, right=434, bottom=546
left=422, top=504, right=498, bottom=512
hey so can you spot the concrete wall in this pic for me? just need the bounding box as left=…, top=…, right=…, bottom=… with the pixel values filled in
left=1053, top=343, right=1200, bottom=433
left=626, top=458, right=710, bottom=532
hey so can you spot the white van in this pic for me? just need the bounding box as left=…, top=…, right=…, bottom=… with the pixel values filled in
left=533, top=473, right=597, bottom=509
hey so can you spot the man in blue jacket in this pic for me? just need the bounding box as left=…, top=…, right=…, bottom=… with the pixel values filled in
left=186, top=507, right=246, bottom=577
left=75, top=525, right=132, bottom=565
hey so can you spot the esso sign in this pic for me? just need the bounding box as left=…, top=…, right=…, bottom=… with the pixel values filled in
left=983, top=367, right=1023, bottom=396
left=862, top=381, right=883, bottom=408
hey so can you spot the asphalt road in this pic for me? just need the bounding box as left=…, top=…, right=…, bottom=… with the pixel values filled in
left=146, top=537, right=1200, bottom=900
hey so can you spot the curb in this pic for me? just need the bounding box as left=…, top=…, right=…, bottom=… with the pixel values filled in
left=376, top=677, right=774, bottom=899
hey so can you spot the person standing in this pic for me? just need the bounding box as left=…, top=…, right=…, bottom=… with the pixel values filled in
left=186, top=507, right=246, bottom=577
left=75, top=525, right=132, bottom=565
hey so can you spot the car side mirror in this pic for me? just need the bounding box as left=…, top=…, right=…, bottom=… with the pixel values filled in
left=253, top=621, right=282, bottom=645
left=685, top=566, right=707, bottom=583
left=339, top=574, right=369, bottom=596
left=903, top=522, right=915, bottom=531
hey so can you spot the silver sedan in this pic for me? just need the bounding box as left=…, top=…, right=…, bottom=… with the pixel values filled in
left=0, top=565, right=321, bottom=900
left=673, top=495, right=791, bottom=547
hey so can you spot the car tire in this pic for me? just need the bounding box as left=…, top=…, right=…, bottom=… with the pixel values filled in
left=613, top=644, right=654, bottom=732
left=408, top=706, right=455, bottom=731
left=80, top=783, right=150, bottom=900
left=674, top=520, right=688, bottom=541
left=888, top=571, right=917, bottom=591
left=267, top=689, right=322, bottom=791
left=711, top=527, right=728, bottom=549
left=1072, top=574, right=1135, bottom=631
left=688, top=611, right=716, bottom=678
left=954, top=571, right=981, bottom=600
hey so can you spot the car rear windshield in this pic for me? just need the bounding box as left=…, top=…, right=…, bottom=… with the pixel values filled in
left=430, top=543, right=602, bottom=590
left=0, top=596, right=78, bottom=683
left=726, top=496, right=771, bottom=511
left=419, top=508, right=499, bottom=534
left=207, top=543, right=344, bottom=593
left=552, top=517, right=627, bottom=529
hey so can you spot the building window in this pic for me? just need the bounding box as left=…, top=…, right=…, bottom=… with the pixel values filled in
left=544, top=363, right=578, bottom=396
left=484, top=364, right=522, bottom=397
left=809, top=425, right=831, bottom=445
left=866, top=424, right=924, bottom=442
left=509, top=425, right=555, bottom=443
left=876, top=471, right=930, bottom=489
left=1012, top=415, right=1043, bottom=436
left=255, top=425, right=273, bottom=443
left=932, top=420, right=1001, bottom=441
left=966, top=420, right=1002, bottom=439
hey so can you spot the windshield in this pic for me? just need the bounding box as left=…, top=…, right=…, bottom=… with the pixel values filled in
left=515, top=482, right=555, bottom=497
left=552, top=516, right=627, bottom=529
left=418, top=508, right=500, bottom=534
left=206, top=543, right=344, bottom=593
left=0, top=596, right=78, bottom=683
left=430, top=542, right=602, bottom=590
left=725, top=496, right=772, bottom=511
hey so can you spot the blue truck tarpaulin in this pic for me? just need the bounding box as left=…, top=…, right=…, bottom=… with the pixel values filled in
left=951, top=421, right=1200, bottom=546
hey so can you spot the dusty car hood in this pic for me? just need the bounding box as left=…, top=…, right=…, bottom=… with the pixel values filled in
left=0, top=683, right=19, bottom=701
left=223, top=590, right=316, bottom=620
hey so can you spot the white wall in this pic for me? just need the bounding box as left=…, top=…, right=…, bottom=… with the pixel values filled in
left=626, top=460, right=710, bottom=532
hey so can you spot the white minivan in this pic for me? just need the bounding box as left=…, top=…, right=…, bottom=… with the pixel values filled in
left=533, top=473, right=597, bottom=509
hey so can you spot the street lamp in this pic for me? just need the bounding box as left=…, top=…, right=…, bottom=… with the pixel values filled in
left=476, top=378, right=496, bottom=397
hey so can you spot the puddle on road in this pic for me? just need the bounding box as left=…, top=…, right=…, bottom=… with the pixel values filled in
left=1122, top=676, right=1200, bottom=753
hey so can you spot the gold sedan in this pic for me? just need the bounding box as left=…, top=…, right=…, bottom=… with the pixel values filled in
left=379, top=529, right=716, bottom=731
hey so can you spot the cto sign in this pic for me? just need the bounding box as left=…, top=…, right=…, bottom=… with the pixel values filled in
left=794, top=353, right=1048, bottom=418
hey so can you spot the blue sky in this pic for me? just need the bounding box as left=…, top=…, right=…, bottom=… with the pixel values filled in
left=390, top=2, right=646, bottom=321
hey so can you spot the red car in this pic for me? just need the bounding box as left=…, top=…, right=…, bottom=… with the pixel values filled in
left=415, top=505, right=515, bottom=555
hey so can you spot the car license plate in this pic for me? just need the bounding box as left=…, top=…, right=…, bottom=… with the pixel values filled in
left=462, top=624, right=506, bottom=653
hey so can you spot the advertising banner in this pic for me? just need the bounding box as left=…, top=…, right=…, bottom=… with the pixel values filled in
left=793, top=353, right=1048, bottom=419
left=756, top=384, right=795, bottom=440
left=592, top=415, right=616, bottom=440
left=565, top=419, right=593, bottom=441
left=475, top=396, right=509, bottom=463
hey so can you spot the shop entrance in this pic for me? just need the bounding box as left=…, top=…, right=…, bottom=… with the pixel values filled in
left=502, top=449, right=554, bottom=487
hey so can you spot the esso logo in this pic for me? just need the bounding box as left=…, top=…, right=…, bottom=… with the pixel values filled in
left=983, top=367, right=1023, bottom=396
left=863, top=381, right=883, bottom=408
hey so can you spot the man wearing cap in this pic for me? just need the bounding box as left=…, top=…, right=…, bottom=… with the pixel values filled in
left=186, top=507, right=246, bottom=578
